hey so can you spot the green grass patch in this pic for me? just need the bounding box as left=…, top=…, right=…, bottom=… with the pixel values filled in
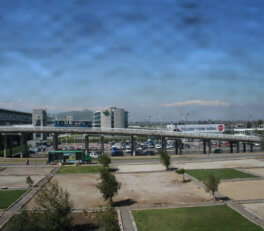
left=185, top=169, right=257, bottom=181
left=57, top=165, right=102, bottom=174
left=0, top=190, right=27, bottom=209
left=133, top=205, right=262, bottom=231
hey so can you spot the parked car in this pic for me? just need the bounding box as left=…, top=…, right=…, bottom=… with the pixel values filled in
left=214, top=148, right=223, bottom=154
left=155, top=144, right=162, bottom=149
left=90, top=152, right=100, bottom=159
left=111, top=150, right=124, bottom=156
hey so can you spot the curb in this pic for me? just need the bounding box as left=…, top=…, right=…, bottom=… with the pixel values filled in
left=129, top=210, right=138, bottom=231
left=117, top=209, right=124, bottom=231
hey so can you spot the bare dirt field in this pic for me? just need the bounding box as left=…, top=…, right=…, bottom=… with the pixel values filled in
left=242, top=203, right=264, bottom=220
left=242, top=168, right=264, bottom=178
left=0, top=175, right=43, bottom=188
left=174, top=159, right=264, bottom=170
left=26, top=172, right=210, bottom=209
left=0, top=166, right=55, bottom=176
left=219, top=180, right=264, bottom=200
left=117, top=159, right=264, bottom=173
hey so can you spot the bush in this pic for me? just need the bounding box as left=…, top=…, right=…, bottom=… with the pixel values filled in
left=176, top=168, right=185, bottom=181
left=26, top=176, right=34, bottom=188
left=95, top=207, right=120, bottom=231
left=7, top=180, right=73, bottom=231
left=203, top=173, right=220, bottom=200
left=98, top=154, right=111, bottom=168
left=97, top=167, right=121, bottom=206
left=160, top=152, right=170, bottom=170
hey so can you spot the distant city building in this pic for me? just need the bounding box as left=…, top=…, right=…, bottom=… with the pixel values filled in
left=32, top=109, right=47, bottom=140
left=0, top=108, right=32, bottom=126
left=93, top=107, right=128, bottom=128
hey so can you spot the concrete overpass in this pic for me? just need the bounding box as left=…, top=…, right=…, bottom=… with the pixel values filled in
left=0, top=126, right=261, bottom=157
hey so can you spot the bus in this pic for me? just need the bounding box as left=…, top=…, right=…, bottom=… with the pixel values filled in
left=48, top=150, right=91, bottom=164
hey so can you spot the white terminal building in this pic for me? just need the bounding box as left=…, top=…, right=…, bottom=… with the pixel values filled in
left=93, top=107, right=128, bottom=128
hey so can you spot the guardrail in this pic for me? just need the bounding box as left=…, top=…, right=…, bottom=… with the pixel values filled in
left=0, top=126, right=261, bottom=142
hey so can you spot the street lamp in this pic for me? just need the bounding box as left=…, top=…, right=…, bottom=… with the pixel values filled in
left=157, top=113, right=162, bottom=150
left=147, top=115, right=151, bottom=154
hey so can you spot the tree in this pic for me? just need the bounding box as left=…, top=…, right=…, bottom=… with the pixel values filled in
left=98, top=154, right=111, bottom=168
left=203, top=173, right=220, bottom=200
left=7, top=180, right=73, bottom=231
left=97, top=167, right=121, bottom=206
left=95, top=207, right=120, bottom=231
left=26, top=176, right=34, bottom=188
left=160, top=152, right=170, bottom=170
left=176, top=168, right=185, bottom=182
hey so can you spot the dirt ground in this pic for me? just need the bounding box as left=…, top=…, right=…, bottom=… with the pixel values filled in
left=173, top=159, right=264, bottom=170
left=0, top=175, right=43, bottom=188
left=219, top=180, right=264, bottom=200
left=242, top=168, right=264, bottom=178
left=242, top=203, right=264, bottom=220
left=0, top=166, right=55, bottom=176
left=26, top=172, right=210, bottom=209
left=118, top=159, right=264, bottom=173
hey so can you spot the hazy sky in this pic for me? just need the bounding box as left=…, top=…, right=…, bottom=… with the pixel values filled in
left=1, top=0, right=264, bottom=121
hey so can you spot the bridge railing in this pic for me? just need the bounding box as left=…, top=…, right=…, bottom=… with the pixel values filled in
left=0, top=125, right=260, bottom=142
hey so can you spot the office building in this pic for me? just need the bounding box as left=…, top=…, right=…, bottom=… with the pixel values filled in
left=93, top=107, right=128, bottom=128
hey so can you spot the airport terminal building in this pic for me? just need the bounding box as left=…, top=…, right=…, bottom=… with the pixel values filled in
left=93, top=107, right=128, bottom=128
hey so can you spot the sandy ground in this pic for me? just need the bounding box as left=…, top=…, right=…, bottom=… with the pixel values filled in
left=219, top=180, right=264, bottom=200
left=117, top=159, right=264, bottom=173
left=242, top=168, right=264, bottom=178
left=25, top=172, right=210, bottom=209
left=0, top=175, right=43, bottom=188
left=242, top=203, right=264, bottom=220
left=0, top=166, right=55, bottom=176
left=173, top=159, right=264, bottom=170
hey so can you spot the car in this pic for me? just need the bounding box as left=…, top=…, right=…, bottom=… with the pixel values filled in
left=90, top=152, right=100, bottom=159
left=143, top=150, right=155, bottom=155
left=214, top=148, right=223, bottom=154
left=184, top=144, right=191, bottom=148
left=111, top=150, right=124, bottom=156
left=155, top=144, right=162, bottom=149
left=125, top=148, right=132, bottom=153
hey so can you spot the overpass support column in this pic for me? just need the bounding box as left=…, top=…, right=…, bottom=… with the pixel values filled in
left=243, top=143, right=246, bottom=153
left=250, top=143, right=254, bottom=153
left=131, top=135, right=136, bottom=156
left=175, top=139, right=179, bottom=155
left=84, top=135, right=89, bottom=153
left=208, top=140, right=212, bottom=154
left=230, top=142, right=233, bottom=153
left=179, top=139, right=183, bottom=155
left=20, top=134, right=28, bottom=158
left=161, top=137, right=166, bottom=153
left=100, top=135, right=104, bottom=155
left=53, top=134, right=58, bottom=151
left=236, top=142, right=240, bottom=153
left=3, top=135, right=8, bottom=158
left=203, top=140, right=206, bottom=154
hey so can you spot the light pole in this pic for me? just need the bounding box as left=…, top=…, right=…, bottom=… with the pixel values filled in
left=147, top=115, right=151, bottom=154
left=157, top=113, right=162, bottom=149
left=184, top=113, right=190, bottom=132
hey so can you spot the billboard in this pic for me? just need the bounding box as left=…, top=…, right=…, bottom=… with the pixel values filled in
left=167, top=124, right=225, bottom=133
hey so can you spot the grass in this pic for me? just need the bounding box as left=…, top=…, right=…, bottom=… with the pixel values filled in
left=57, top=165, right=102, bottom=174
left=185, top=169, right=257, bottom=181
left=0, top=145, right=26, bottom=157
left=0, top=190, right=27, bottom=209
left=133, top=205, right=262, bottom=231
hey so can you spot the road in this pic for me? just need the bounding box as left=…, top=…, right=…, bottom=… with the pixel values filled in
left=1, top=152, right=264, bottom=166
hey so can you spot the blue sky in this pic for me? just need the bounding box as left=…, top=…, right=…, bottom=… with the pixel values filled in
left=0, top=0, right=264, bottom=121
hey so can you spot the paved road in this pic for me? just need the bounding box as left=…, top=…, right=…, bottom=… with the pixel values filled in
left=1, top=152, right=264, bottom=167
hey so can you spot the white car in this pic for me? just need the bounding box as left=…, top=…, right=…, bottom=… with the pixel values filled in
left=90, top=152, right=100, bottom=159
left=155, top=144, right=162, bottom=149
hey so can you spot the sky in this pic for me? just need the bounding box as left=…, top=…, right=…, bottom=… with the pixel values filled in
left=0, top=0, right=264, bottom=122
